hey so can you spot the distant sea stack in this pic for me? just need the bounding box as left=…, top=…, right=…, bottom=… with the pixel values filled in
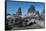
left=28, top=5, right=36, bottom=16
left=16, top=7, right=22, bottom=16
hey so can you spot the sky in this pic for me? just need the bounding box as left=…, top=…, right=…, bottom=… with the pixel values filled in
left=7, top=1, right=45, bottom=15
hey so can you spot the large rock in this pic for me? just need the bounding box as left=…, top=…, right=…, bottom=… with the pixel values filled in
left=41, top=10, right=45, bottom=19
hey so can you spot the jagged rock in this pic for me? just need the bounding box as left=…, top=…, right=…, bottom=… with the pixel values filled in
left=41, top=10, right=45, bottom=20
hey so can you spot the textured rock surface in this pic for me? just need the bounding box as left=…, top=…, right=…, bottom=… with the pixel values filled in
left=6, top=11, right=45, bottom=30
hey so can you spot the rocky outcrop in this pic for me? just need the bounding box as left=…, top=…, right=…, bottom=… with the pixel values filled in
left=41, top=9, right=45, bottom=20
left=6, top=9, right=45, bottom=30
